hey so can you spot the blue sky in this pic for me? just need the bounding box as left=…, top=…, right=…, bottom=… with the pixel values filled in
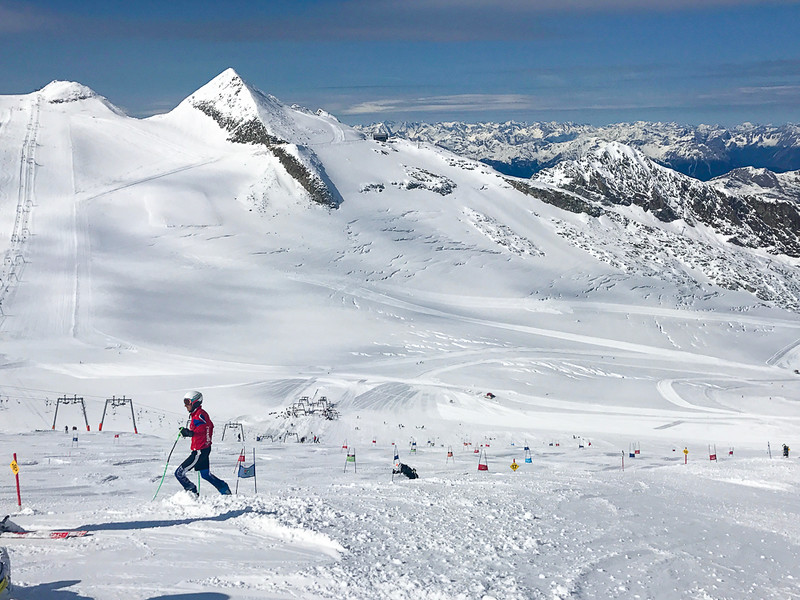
left=1, top=0, right=799, bottom=126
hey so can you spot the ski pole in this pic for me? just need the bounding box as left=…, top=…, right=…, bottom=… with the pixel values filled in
left=152, top=431, right=183, bottom=501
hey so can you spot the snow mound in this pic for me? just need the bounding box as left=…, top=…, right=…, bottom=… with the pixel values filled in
left=39, top=80, right=98, bottom=104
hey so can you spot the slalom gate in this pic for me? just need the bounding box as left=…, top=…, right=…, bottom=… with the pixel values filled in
left=344, top=448, right=356, bottom=473
left=477, top=448, right=489, bottom=471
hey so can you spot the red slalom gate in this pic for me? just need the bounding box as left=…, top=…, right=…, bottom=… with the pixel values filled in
left=477, top=448, right=489, bottom=471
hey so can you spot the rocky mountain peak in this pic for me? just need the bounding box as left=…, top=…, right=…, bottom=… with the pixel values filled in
left=715, top=167, right=781, bottom=190
left=175, top=69, right=339, bottom=208
left=533, top=140, right=694, bottom=222
left=183, top=68, right=295, bottom=144
left=529, top=140, right=800, bottom=257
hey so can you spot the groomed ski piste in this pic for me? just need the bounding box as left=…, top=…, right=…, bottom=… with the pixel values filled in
left=1, top=70, right=800, bottom=598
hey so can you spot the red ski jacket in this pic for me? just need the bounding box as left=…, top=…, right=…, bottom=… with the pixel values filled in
left=188, top=406, right=214, bottom=451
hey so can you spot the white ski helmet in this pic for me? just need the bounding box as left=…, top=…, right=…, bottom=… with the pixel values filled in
left=183, top=390, right=203, bottom=407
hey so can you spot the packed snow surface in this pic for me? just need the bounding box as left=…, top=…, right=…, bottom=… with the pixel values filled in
left=2, top=431, right=800, bottom=599
left=1, top=70, right=800, bottom=598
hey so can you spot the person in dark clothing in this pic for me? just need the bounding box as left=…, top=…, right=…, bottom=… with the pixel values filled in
left=392, top=462, right=419, bottom=479
left=174, top=391, right=231, bottom=496
left=783, top=444, right=790, bottom=458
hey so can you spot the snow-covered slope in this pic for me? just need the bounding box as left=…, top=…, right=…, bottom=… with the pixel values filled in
left=0, top=68, right=798, bottom=391
left=2, top=68, right=800, bottom=598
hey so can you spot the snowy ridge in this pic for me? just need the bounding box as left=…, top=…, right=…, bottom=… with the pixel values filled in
left=374, top=120, right=800, bottom=180
left=531, top=140, right=800, bottom=258
left=712, top=166, right=800, bottom=202
left=533, top=139, right=693, bottom=221
left=37, top=80, right=126, bottom=118
left=182, top=68, right=297, bottom=144
left=172, top=68, right=342, bottom=207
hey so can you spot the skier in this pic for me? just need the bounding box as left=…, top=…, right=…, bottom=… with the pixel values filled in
left=783, top=444, right=790, bottom=458
left=174, top=391, right=231, bottom=496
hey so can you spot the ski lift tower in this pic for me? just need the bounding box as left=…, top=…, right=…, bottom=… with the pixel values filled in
left=222, top=421, right=245, bottom=442
left=98, top=395, right=138, bottom=434
left=52, top=395, right=91, bottom=432
left=314, top=396, right=329, bottom=413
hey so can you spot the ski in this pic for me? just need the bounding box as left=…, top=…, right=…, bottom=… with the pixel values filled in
left=0, top=516, right=89, bottom=539
left=0, top=530, right=89, bottom=539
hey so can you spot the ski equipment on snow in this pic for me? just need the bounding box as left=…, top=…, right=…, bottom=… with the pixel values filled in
left=0, top=515, right=89, bottom=539
left=0, top=530, right=89, bottom=539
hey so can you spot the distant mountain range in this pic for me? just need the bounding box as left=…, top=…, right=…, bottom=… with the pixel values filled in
left=366, top=121, right=800, bottom=181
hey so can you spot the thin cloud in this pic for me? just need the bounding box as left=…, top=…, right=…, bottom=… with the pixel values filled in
left=3, top=0, right=798, bottom=42
left=340, top=93, right=660, bottom=116
left=704, top=59, right=800, bottom=80
left=0, top=4, right=61, bottom=33
left=699, top=84, right=800, bottom=106
left=340, top=81, right=800, bottom=118
left=413, top=0, right=799, bottom=9
left=342, top=94, right=536, bottom=115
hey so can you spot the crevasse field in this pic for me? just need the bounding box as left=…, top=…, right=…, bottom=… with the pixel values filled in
left=1, top=71, right=799, bottom=599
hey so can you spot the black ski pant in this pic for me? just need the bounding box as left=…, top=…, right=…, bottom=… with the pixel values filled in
left=175, top=447, right=231, bottom=495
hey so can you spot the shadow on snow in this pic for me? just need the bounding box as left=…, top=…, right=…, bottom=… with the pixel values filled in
left=10, top=580, right=92, bottom=599
left=147, top=594, right=231, bottom=600
left=77, top=508, right=265, bottom=532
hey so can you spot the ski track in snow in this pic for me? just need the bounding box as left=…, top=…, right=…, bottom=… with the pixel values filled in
left=0, top=95, right=39, bottom=313
left=290, top=275, right=783, bottom=377
left=656, top=379, right=737, bottom=415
